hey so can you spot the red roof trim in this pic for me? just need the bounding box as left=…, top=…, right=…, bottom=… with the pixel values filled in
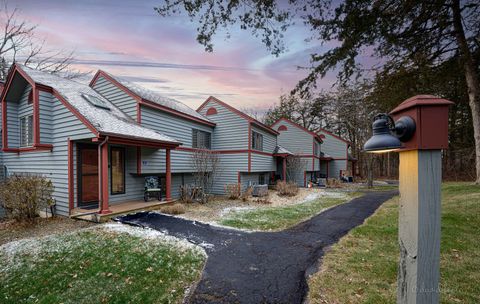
left=197, top=96, right=279, bottom=135
left=317, top=128, right=351, bottom=145
left=271, top=118, right=323, bottom=142
left=90, top=70, right=215, bottom=127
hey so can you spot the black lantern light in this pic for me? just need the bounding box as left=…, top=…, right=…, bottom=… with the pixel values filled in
left=363, top=114, right=416, bottom=153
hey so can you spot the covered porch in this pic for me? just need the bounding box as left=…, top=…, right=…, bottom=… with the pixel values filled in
left=68, top=135, right=180, bottom=219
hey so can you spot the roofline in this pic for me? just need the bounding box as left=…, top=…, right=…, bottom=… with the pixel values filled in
left=96, top=133, right=181, bottom=148
left=271, top=117, right=323, bottom=142
left=197, top=96, right=279, bottom=135
left=90, top=70, right=216, bottom=127
left=2, top=64, right=100, bottom=137
left=317, top=128, right=351, bottom=145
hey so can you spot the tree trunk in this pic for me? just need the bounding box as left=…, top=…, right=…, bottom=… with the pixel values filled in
left=452, top=0, right=480, bottom=184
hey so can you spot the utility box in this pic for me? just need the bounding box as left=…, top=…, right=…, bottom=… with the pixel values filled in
left=252, top=184, right=268, bottom=197
left=390, top=95, right=454, bottom=150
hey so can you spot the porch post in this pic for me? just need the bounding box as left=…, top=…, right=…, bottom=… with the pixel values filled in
left=166, top=148, right=172, bottom=201
left=99, top=142, right=111, bottom=214
left=326, top=161, right=329, bottom=178
left=282, top=157, right=287, bottom=182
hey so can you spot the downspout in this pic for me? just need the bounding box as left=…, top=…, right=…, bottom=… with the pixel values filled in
left=98, top=136, right=109, bottom=209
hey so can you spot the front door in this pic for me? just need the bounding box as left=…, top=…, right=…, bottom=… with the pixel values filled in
left=78, top=145, right=99, bottom=207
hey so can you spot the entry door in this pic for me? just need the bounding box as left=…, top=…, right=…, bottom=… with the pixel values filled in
left=78, top=146, right=99, bottom=206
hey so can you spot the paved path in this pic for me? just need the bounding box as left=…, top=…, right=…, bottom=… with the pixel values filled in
left=116, top=190, right=397, bottom=304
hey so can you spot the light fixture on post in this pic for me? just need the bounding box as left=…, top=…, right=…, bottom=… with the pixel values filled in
left=363, top=95, right=454, bottom=304
left=363, top=113, right=416, bottom=153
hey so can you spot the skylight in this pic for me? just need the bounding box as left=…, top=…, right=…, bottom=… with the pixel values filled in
left=81, top=93, right=110, bottom=110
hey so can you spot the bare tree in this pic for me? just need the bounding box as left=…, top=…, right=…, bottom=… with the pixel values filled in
left=0, top=1, right=81, bottom=80
left=285, top=155, right=306, bottom=183
left=190, top=149, right=221, bottom=203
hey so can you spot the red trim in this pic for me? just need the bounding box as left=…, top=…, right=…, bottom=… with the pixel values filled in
left=237, top=172, right=241, bottom=184
left=68, top=139, right=74, bottom=213
left=95, top=136, right=179, bottom=149
left=271, top=118, right=323, bottom=142
left=2, top=92, right=7, bottom=149
left=2, top=144, right=53, bottom=153
left=326, top=162, right=329, bottom=178
left=282, top=157, right=287, bottom=182
left=317, top=128, right=351, bottom=145
left=90, top=70, right=214, bottom=127
left=140, top=99, right=215, bottom=127
left=165, top=149, right=172, bottom=200
left=197, top=96, right=278, bottom=135
left=206, top=107, right=217, bottom=115
left=99, top=142, right=111, bottom=214
left=137, top=146, right=142, bottom=174
left=248, top=123, right=251, bottom=172
left=176, top=147, right=275, bottom=157
left=304, top=171, right=306, bottom=187
left=312, top=140, right=315, bottom=171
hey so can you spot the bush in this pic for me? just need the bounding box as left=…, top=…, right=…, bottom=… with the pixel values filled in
left=241, top=186, right=253, bottom=202
left=0, top=175, right=54, bottom=222
left=225, top=183, right=241, bottom=200
left=160, top=203, right=186, bottom=215
left=276, top=181, right=299, bottom=197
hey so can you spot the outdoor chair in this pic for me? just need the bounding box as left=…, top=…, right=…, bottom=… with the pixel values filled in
left=144, top=176, right=162, bottom=202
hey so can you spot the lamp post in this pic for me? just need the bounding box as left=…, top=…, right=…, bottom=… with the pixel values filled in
left=364, top=95, right=453, bottom=304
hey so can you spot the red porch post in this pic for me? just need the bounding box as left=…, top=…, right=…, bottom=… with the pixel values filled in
left=99, top=142, right=111, bottom=214
left=326, top=162, right=329, bottom=178
left=282, top=157, right=287, bottom=182
left=166, top=148, right=172, bottom=201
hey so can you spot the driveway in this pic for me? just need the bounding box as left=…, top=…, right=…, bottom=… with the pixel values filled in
left=116, top=190, right=397, bottom=304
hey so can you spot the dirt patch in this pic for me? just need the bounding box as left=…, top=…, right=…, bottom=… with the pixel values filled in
left=0, top=217, right=96, bottom=246
left=179, top=188, right=336, bottom=223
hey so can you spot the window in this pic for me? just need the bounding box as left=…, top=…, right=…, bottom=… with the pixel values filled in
left=251, top=131, right=263, bottom=151
left=259, top=174, right=265, bottom=185
left=81, top=93, right=110, bottom=110
left=192, top=129, right=211, bottom=149
left=19, top=115, right=33, bottom=147
left=110, top=147, right=125, bottom=194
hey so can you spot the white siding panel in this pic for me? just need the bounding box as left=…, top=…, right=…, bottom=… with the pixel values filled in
left=275, top=121, right=314, bottom=155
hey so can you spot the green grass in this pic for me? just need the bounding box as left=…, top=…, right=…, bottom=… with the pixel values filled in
left=308, top=182, right=480, bottom=304
left=220, top=192, right=358, bottom=231
left=0, top=224, right=206, bottom=304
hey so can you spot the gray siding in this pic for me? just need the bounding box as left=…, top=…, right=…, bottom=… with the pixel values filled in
left=39, top=90, right=53, bottom=144
left=92, top=75, right=138, bottom=120
left=251, top=125, right=276, bottom=153
left=198, top=99, right=249, bottom=150
left=211, top=153, right=248, bottom=194
left=274, top=120, right=314, bottom=154
left=6, top=85, right=33, bottom=148
left=251, top=153, right=276, bottom=172
left=3, top=93, right=95, bottom=216
left=108, top=146, right=144, bottom=204
left=318, top=131, right=348, bottom=178
left=141, top=148, right=210, bottom=174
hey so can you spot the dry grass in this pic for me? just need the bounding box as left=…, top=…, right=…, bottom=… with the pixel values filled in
left=241, top=187, right=253, bottom=202
left=159, top=204, right=186, bottom=215
left=225, top=184, right=241, bottom=200
left=276, top=181, right=299, bottom=196
left=308, top=182, right=480, bottom=304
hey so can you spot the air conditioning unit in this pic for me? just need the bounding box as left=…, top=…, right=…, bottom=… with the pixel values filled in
left=252, top=184, right=268, bottom=197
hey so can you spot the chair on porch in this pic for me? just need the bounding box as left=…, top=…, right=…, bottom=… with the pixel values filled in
left=144, top=176, right=162, bottom=202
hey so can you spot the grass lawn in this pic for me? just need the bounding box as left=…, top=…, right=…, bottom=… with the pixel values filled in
left=0, top=223, right=206, bottom=304
left=308, top=182, right=480, bottom=303
left=220, top=192, right=360, bottom=231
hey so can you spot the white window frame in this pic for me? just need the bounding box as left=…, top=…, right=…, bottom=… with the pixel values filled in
left=251, top=131, right=263, bottom=151
left=19, top=115, right=33, bottom=147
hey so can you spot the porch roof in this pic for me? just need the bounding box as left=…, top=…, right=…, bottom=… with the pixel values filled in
left=15, top=64, right=181, bottom=146
left=273, top=145, right=293, bottom=156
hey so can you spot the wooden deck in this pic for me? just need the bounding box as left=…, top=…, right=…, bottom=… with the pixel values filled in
left=71, top=199, right=176, bottom=222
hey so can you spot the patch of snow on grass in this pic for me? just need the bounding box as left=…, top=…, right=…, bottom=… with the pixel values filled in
left=219, top=206, right=254, bottom=216
left=100, top=223, right=206, bottom=256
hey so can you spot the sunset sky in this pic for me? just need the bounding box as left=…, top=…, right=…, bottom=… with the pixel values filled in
left=10, top=0, right=340, bottom=111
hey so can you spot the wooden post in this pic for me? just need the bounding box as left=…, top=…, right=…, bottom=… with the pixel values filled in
left=397, top=150, right=442, bottom=303
left=165, top=148, right=171, bottom=201
left=282, top=157, right=287, bottom=182
left=98, top=142, right=111, bottom=214
left=388, top=95, right=453, bottom=304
